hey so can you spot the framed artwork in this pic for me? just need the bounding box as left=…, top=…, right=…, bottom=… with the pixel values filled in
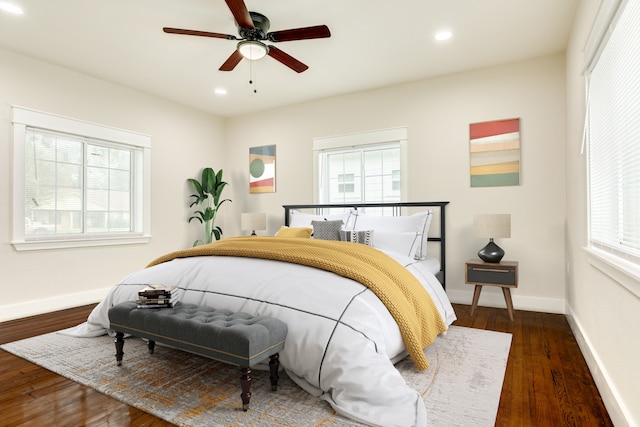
left=249, top=145, right=276, bottom=193
left=469, top=118, right=520, bottom=187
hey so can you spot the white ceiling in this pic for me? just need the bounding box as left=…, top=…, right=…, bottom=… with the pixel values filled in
left=0, top=0, right=578, bottom=118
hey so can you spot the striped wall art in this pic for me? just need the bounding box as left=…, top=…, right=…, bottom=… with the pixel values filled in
left=469, top=118, right=520, bottom=187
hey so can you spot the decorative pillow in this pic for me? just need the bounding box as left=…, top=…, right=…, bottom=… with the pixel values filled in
left=275, top=227, right=313, bottom=238
left=311, top=220, right=344, bottom=241
left=289, top=209, right=354, bottom=228
left=340, top=229, right=374, bottom=246
left=372, top=231, right=421, bottom=258
left=350, top=210, right=433, bottom=259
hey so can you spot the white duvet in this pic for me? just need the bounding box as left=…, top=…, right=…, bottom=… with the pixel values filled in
left=66, top=249, right=456, bottom=427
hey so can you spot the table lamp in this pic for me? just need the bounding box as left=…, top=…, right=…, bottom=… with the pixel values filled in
left=241, top=212, right=267, bottom=236
left=473, top=214, right=511, bottom=263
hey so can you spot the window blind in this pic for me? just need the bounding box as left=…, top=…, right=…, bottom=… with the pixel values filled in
left=588, top=0, right=640, bottom=263
left=24, top=127, right=138, bottom=240
left=320, top=143, right=401, bottom=205
left=313, top=127, right=407, bottom=206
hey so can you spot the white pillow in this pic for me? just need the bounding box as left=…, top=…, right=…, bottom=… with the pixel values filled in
left=351, top=210, right=433, bottom=259
left=372, top=231, right=420, bottom=258
left=289, top=209, right=354, bottom=228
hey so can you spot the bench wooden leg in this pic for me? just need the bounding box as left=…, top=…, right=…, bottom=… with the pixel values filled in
left=240, top=367, right=252, bottom=411
left=269, top=353, right=280, bottom=391
left=114, top=332, right=124, bottom=366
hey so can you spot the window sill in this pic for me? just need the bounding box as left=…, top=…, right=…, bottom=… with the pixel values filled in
left=12, top=235, right=151, bottom=251
left=584, top=246, right=640, bottom=299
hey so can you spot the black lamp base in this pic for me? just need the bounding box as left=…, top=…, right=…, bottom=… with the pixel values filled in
left=478, top=238, right=505, bottom=263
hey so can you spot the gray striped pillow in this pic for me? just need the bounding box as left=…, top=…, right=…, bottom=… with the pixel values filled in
left=340, top=229, right=374, bottom=246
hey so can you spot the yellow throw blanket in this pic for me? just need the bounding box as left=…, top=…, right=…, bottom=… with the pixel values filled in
left=147, top=236, right=447, bottom=370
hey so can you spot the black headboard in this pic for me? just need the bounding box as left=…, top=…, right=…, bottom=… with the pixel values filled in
left=283, top=202, right=449, bottom=289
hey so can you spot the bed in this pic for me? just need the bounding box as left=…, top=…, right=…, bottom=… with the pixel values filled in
left=66, top=201, right=456, bottom=427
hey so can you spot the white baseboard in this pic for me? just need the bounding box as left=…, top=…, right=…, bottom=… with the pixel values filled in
left=0, top=288, right=111, bottom=323
left=447, top=288, right=566, bottom=314
left=565, top=305, right=632, bottom=427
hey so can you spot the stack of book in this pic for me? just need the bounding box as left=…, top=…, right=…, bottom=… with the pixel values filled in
left=136, top=284, right=178, bottom=308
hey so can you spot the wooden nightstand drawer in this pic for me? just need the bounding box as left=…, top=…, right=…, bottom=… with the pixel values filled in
left=465, top=260, right=518, bottom=321
left=466, top=261, right=518, bottom=287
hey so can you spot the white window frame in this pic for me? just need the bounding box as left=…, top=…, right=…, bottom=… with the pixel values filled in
left=312, top=127, right=408, bottom=204
left=583, top=0, right=640, bottom=298
left=12, top=106, right=151, bottom=251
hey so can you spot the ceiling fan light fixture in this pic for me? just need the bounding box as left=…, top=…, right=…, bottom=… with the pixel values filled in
left=238, top=40, right=268, bottom=60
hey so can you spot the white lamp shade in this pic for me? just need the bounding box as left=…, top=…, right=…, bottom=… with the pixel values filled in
left=473, top=214, right=511, bottom=239
left=238, top=41, right=268, bottom=60
left=241, top=212, right=267, bottom=232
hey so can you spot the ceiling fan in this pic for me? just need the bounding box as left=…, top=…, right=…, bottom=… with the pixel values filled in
left=163, top=0, right=331, bottom=73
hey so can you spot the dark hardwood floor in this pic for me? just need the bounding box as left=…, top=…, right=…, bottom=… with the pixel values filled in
left=0, top=303, right=612, bottom=426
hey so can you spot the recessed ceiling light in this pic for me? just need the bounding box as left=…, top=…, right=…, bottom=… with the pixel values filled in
left=214, top=88, right=227, bottom=96
left=435, top=31, right=452, bottom=41
left=0, top=1, right=24, bottom=15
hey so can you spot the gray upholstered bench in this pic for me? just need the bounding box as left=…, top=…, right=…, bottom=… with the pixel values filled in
left=108, top=301, right=287, bottom=410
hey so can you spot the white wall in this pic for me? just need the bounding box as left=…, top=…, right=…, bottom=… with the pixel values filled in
left=0, top=47, right=227, bottom=321
left=225, top=54, right=567, bottom=313
left=565, top=1, right=640, bottom=425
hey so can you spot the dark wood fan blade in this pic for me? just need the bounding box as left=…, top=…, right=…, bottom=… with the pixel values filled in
left=163, top=27, right=236, bottom=40
left=219, top=50, right=244, bottom=71
left=225, top=0, right=254, bottom=28
left=267, top=25, right=331, bottom=42
left=267, top=46, right=308, bottom=73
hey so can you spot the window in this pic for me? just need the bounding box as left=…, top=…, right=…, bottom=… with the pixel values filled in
left=586, top=0, right=640, bottom=267
left=338, top=173, right=355, bottom=193
left=12, top=107, right=151, bottom=250
left=313, top=127, right=407, bottom=207
left=392, top=169, right=401, bottom=191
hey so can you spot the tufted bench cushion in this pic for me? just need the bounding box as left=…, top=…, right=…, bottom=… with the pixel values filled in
left=109, top=301, right=287, bottom=367
left=108, top=301, right=288, bottom=410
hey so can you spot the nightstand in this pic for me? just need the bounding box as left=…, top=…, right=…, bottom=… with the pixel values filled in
left=465, top=259, right=518, bottom=321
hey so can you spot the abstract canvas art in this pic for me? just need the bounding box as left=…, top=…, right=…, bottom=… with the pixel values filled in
left=249, top=145, right=276, bottom=193
left=469, top=118, right=521, bottom=187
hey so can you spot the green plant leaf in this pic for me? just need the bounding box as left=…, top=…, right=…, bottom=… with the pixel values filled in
left=212, top=226, right=222, bottom=241
left=202, top=168, right=216, bottom=195
left=202, top=206, right=216, bottom=221
left=188, top=178, right=203, bottom=196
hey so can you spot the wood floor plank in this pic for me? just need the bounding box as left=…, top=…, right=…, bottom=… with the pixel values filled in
left=0, top=303, right=613, bottom=426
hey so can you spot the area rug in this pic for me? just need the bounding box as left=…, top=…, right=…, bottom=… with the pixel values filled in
left=1, top=325, right=511, bottom=426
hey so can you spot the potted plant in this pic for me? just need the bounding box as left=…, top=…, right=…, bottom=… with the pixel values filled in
left=188, top=167, right=231, bottom=246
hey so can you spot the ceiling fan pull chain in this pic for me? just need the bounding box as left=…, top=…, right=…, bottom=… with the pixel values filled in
left=250, top=60, right=257, bottom=93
